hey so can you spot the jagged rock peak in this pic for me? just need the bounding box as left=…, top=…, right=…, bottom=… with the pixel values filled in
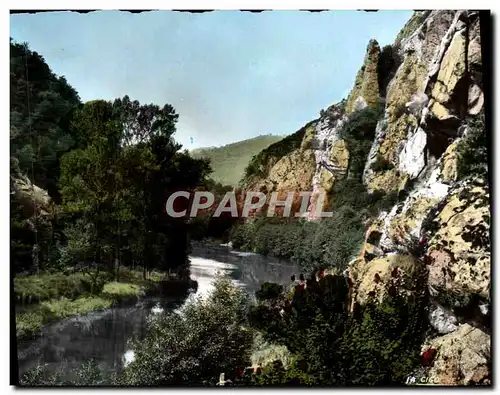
left=345, top=39, right=381, bottom=114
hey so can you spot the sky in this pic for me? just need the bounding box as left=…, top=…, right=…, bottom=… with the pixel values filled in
left=10, top=10, right=413, bottom=150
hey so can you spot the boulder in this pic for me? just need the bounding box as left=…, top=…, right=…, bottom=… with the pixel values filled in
left=353, top=253, right=424, bottom=305
left=426, top=182, right=490, bottom=305
left=10, top=173, right=52, bottom=217
left=428, top=302, right=458, bottom=334
left=398, top=127, right=427, bottom=179
left=468, top=83, right=484, bottom=115
left=431, top=29, right=467, bottom=106
left=441, top=139, right=460, bottom=183
left=424, top=324, right=490, bottom=385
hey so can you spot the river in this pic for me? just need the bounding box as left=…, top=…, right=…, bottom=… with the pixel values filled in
left=16, top=243, right=299, bottom=383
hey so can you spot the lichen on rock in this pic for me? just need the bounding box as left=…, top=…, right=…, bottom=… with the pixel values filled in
left=424, top=323, right=490, bottom=385
left=425, top=181, right=490, bottom=304
left=11, top=173, right=52, bottom=218
left=430, top=29, right=467, bottom=109
left=441, top=139, right=460, bottom=183
left=353, top=253, right=424, bottom=305
left=345, top=39, right=381, bottom=114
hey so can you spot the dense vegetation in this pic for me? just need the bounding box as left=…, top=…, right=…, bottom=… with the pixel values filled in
left=123, top=277, right=254, bottom=386
left=20, top=274, right=429, bottom=386
left=230, top=106, right=396, bottom=275
left=191, top=135, right=283, bottom=186
left=14, top=18, right=489, bottom=386
left=246, top=274, right=428, bottom=386
left=10, top=40, right=81, bottom=198
left=11, top=41, right=210, bottom=341
left=11, top=40, right=211, bottom=278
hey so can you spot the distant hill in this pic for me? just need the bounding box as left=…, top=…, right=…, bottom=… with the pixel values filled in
left=191, top=135, right=283, bottom=186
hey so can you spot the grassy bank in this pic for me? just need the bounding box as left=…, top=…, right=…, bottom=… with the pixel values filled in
left=14, top=268, right=189, bottom=340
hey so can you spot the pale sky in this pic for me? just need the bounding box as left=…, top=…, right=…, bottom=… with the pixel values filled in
left=10, top=10, right=412, bottom=149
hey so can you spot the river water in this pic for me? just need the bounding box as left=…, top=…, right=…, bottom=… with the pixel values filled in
left=16, top=243, right=299, bottom=382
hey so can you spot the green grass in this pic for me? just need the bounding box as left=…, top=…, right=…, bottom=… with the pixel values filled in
left=16, top=296, right=113, bottom=339
left=190, top=134, right=283, bottom=186
left=14, top=267, right=193, bottom=339
left=14, top=268, right=173, bottom=339
left=14, top=271, right=113, bottom=305
left=117, top=267, right=165, bottom=284
left=101, top=282, right=143, bottom=300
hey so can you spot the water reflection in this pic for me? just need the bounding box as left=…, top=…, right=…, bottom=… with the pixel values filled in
left=16, top=243, right=299, bottom=382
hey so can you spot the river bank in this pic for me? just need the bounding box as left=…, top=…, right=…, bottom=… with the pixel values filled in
left=16, top=244, right=299, bottom=384
left=14, top=267, right=197, bottom=340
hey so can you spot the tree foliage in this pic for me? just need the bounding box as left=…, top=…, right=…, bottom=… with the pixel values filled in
left=457, top=111, right=488, bottom=180
left=247, top=275, right=428, bottom=386
left=10, top=40, right=81, bottom=197
left=10, top=39, right=212, bottom=276
left=124, top=277, right=254, bottom=386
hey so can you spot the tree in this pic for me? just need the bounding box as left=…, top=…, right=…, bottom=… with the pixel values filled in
left=10, top=40, right=81, bottom=198
left=124, top=276, right=254, bottom=385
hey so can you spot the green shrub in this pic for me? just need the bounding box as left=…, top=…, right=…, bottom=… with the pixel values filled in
left=14, top=271, right=113, bottom=305
left=123, top=276, right=254, bottom=386
left=256, top=282, right=283, bottom=301
left=230, top=207, right=364, bottom=275
left=340, top=106, right=383, bottom=178
left=457, top=112, right=488, bottom=180
left=247, top=274, right=428, bottom=386
left=341, top=292, right=428, bottom=385
left=19, top=359, right=107, bottom=386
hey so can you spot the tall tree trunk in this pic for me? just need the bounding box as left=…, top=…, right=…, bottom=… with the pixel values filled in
left=115, top=245, right=120, bottom=282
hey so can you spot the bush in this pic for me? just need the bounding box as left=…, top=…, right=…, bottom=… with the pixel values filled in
left=340, top=106, right=383, bottom=178
left=256, top=282, right=283, bottom=301
left=19, top=359, right=108, bottom=386
left=457, top=112, right=488, bottom=180
left=14, top=271, right=113, bottom=305
left=246, top=274, right=428, bottom=386
left=230, top=206, right=364, bottom=275
left=123, top=276, right=254, bottom=386
left=341, top=293, right=428, bottom=385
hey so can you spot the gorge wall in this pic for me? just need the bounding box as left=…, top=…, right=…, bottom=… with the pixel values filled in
left=240, top=10, right=490, bottom=385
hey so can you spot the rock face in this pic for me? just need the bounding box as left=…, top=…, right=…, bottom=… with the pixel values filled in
left=307, top=102, right=350, bottom=218
left=244, top=100, right=351, bottom=218
left=344, top=10, right=490, bottom=386
left=10, top=171, right=52, bottom=218
left=346, top=40, right=381, bottom=114
left=242, top=13, right=489, bottom=384
left=426, top=180, right=490, bottom=305
left=423, top=324, right=490, bottom=385
left=351, top=253, right=424, bottom=305
left=364, top=11, right=483, bottom=195
left=258, top=149, right=317, bottom=194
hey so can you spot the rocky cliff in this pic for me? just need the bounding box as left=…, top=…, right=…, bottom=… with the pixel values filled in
left=240, top=10, right=490, bottom=385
